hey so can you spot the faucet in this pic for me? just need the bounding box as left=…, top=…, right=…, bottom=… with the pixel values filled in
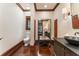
left=74, top=32, right=79, bottom=35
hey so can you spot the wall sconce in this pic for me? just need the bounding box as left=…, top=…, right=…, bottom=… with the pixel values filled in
left=62, top=7, right=70, bottom=20
left=62, top=8, right=67, bottom=14
left=62, top=7, right=70, bottom=15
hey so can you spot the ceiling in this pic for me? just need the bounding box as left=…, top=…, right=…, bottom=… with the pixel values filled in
left=18, top=3, right=31, bottom=11
left=35, top=3, right=58, bottom=11
left=17, top=3, right=59, bottom=11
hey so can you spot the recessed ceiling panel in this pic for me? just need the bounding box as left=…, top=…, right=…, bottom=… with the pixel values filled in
left=36, top=3, right=57, bottom=10
left=17, top=3, right=59, bottom=11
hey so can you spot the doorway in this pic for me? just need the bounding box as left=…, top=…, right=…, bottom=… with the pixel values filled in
left=38, top=19, right=51, bottom=47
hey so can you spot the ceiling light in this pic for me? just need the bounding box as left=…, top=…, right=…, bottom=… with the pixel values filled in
left=44, top=5, right=47, bottom=8
left=26, top=7, right=30, bottom=10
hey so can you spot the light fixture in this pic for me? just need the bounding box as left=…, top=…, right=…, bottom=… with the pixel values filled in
left=62, top=8, right=67, bottom=14
left=44, top=5, right=47, bottom=8
left=26, top=7, right=30, bottom=10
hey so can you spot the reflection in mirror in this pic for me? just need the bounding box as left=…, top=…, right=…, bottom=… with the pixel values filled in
left=38, top=19, right=51, bottom=39
left=71, top=3, right=79, bottom=29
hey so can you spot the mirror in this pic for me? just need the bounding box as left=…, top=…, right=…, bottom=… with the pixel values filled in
left=26, top=16, right=31, bottom=30
left=38, top=19, right=51, bottom=40
left=71, top=3, right=79, bottom=29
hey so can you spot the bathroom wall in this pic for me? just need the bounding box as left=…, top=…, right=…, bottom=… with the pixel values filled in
left=24, top=11, right=31, bottom=16
left=0, top=3, right=25, bottom=55
left=36, top=12, right=53, bottom=20
left=70, top=3, right=79, bottom=35
left=30, top=4, right=36, bottom=46
left=53, top=3, right=79, bottom=37
left=24, top=4, right=35, bottom=46
left=24, top=12, right=31, bottom=38
left=53, top=3, right=72, bottom=37
left=71, top=3, right=79, bottom=17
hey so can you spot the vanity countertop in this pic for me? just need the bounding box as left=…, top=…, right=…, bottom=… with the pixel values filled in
left=55, top=38, right=79, bottom=55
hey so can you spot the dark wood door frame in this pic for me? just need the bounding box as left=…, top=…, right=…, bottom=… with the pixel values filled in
left=54, top=19, right=58, bottom=38
left=34, top=20, right=36, bottom=40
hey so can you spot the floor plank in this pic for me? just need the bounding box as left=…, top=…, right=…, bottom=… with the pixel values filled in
left=12, top=44, right=55, bottom=56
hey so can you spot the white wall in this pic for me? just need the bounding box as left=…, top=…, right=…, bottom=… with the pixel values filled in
left=53, top=3, right=79, bottom=37
left=70, top=3, right=79, bottom=35
left=71, top=3, right=79, bottom=17
left=36, top=12, right=53, bottom=20
left=24, top=11, right=31, bottom=16
left=53, top=3, right=72, bottom=37
left=0, top=3, right=25, bottom=55
left=24, top=4, right=35, bottom=46
left=35, top=12, right=54, bottom=40
left=24, top=4, right=36, bottom=46
left=24, top=12, right=31, bottom=40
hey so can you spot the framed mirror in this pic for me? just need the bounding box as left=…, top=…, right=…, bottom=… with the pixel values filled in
left=26, top=16, right=31, bottom=30
left=71, top=3, right=79, bottom=29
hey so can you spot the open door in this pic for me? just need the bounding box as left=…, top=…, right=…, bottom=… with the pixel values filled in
left=54, top=19, right=58, bottom=38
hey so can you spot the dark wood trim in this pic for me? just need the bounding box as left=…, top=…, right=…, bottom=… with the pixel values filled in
left=53, top=3, right=60, bottom=11
left=54, top=19, right=58, bottom=38
left=16, top=3, right=30, bottom=12
left=36, top=9, right=54, bottom=11
left=16, top=3, right=24, bottom=11
left=42, top=20, right=43, bottom=36
left=34, top=3, right=37, bottom=11
left=41, top=19, right=49, bottom=21
left=16, top=3, right=59, bottom=12
left=34, top=3, right=60, bottom=11
left=34, top=20, right=36, bottom=40
left=1, top=40, right=24, bottom=56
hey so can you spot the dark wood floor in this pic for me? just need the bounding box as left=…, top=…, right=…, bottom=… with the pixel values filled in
left=12, top=44, right=55, bottom=56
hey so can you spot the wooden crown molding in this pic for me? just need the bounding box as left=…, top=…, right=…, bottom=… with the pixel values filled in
left=16, top=3, right=30, bottom=12
left=34, top=3, right=60, bottom=11
left=16, top=3, right=59, bottom=12
left=53, top=3, right=59, bottom=11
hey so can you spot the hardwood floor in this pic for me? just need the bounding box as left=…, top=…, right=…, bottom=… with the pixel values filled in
left=39, top=47, right=51, bottom=56
left=12, top=44, right=55, bottom=56
left=12, top=45, right=30, bottom=56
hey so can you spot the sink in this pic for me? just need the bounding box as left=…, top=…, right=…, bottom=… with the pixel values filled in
left=64, top=36, right=79, bottom=45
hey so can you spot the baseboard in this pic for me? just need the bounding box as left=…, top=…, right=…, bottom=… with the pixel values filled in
left=1, top=40, right=24, bottom=56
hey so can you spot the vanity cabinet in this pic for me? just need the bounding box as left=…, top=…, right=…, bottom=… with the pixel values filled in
left=54, top=41, right=64, bottom=56
left=54, top=40, right=78, bottom=56
left=64, top=48, right=77, bottom=56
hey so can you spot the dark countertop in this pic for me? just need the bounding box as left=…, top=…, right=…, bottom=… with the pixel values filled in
left=55, top=38, right=79, bottom=55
